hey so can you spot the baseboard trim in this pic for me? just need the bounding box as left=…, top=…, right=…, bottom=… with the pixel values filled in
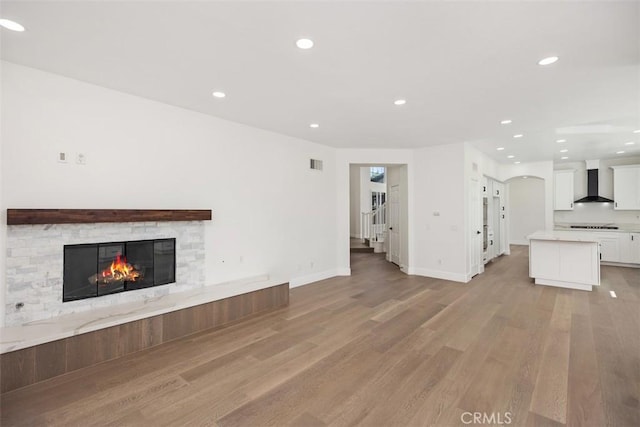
left=510, top=239, right=529, bottom=246
left=411, top=268, right=468, bottom=283
left=335, top=267, right=351, bottom=276
left=290, top=269, right=344, bottom=288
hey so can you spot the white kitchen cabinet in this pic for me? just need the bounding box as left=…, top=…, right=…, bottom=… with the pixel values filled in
left=619, top=233, right=640, bottom=264
left=482, top=176, right=488, bottom=196
left=611, top=165, right=640, bottom=210
left=599, top=234, right=620, bottom=262
left=554, top=170, right=575, bottom=211
left=493, top=182, right=504, bottom=199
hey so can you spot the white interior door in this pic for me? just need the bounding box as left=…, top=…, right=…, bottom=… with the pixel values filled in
left=388, top=184, right=400, bottom=265
left=470, top=177, right=481, bottom=276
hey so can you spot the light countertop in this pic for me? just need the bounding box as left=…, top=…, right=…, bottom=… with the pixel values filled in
left=528, top=230, right=601, bottom=243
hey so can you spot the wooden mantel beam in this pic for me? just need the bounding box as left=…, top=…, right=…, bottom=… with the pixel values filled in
left=6, top=209, right=212, bottom=225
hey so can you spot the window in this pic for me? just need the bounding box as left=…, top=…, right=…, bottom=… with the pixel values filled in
left=370, top=166, right=385, bottom=183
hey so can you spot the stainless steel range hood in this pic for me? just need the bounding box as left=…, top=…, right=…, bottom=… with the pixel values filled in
left=574, top=160, right=614, bottom=203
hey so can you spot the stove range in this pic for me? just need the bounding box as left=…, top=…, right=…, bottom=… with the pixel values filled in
left=570, top=225, right=619, bottom=230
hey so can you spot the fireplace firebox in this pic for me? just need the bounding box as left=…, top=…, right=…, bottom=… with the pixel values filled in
left=63, top=238, right=175, bottom=302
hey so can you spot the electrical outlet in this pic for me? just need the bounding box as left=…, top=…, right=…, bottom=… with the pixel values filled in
left=57, top=152, right=68, bottom=163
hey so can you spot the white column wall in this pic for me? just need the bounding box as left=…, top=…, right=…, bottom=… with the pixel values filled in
left=412, top=143, right=468, bottom=281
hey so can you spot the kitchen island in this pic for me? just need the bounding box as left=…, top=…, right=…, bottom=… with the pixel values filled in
left=528, top=230, right=600, bottom=291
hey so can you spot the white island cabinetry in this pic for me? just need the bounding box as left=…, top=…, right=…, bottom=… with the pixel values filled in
left=528, top=231, right=600, bottom=291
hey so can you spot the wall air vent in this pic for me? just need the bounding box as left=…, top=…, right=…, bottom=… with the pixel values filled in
left=310, top=159, right=323, bottom=171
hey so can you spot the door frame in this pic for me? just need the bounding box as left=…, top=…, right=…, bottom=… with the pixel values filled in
left=344, top=161, right=412, bottom=274
left=387, top=183, right=401, bottom=265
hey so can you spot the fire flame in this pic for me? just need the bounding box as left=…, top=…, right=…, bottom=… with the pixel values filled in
left=100, top=254, right=141, bottom=283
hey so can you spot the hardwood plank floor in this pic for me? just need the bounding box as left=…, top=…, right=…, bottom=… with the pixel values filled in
left=2, top=246, right=639, bottom=426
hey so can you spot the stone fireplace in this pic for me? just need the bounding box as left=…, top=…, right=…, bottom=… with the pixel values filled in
left=5, top=209, right=211, bottom=326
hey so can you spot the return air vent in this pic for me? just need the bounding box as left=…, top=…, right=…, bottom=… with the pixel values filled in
left=310, top=159, right=323, bottom=171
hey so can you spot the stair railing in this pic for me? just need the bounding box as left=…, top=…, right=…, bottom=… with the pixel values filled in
left=361, top=211, right=372, bottom=242
left=361, top=203, right=387, bottom=243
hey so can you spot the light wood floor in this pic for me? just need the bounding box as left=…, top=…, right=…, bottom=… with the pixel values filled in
left=1, top=246, right=639, bottom=426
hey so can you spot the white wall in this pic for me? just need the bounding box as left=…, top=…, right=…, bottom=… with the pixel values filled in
left=0, top=61, right=5, bottom=325
left=1, top=62, right=340, bottom=309
left=507, top=177, right=546, bottom=245
left=554, top=156, right=640, bottom=225
left=349, top=165, right=361, bottom=237
left=413, top=143, right=467, bottom=282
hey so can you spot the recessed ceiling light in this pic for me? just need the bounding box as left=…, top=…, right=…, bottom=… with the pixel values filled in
left=0, top=18, right=25, bottom=32
left=497, top=147, right=505, bottom=151
left=625, top=141, right=635, bottom=146
left=394, top=99, right=406, bottom=106
left=616, top=151, right=625, bottom=154
left=523, top=176, right=528, bottom=179
left=296, top=38, right=314, bottom=49
left=513, top=134, right=523, bottom=138
left=560, top=149, right=568, bottom=153
left=507, top=155, right=515, bottom=159
left=309, top=123, right=319, bottom=128
left=556, top=139, right=566, bottom=143
left=500, top=120, right=512, bottom=125
left=633, top=129, right=640, bottom=133
left=212, top=91, right=226, bottom=98
left=561, top=156, right=569, bottom=160
left=538, top=56, right=559, bottom=66
left=514, top=161, right=521, bottom=164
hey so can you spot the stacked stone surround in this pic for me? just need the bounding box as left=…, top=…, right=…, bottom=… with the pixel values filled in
left=5, top=221, right=205, bottom=326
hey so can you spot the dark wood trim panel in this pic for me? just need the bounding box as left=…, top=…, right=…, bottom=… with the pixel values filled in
left=0, top=283, right=288, bottom=393
left=6, top=209, right=212, bottom=225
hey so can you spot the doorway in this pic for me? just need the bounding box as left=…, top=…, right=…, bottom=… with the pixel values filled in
left=348, top=163, right=409, bottom=272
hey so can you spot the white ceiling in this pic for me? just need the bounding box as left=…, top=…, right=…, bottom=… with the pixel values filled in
left=1, top=1, right=639, bottom=164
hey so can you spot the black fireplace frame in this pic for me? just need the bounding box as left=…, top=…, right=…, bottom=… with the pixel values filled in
left=63, top=238, right=176, bottom=302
